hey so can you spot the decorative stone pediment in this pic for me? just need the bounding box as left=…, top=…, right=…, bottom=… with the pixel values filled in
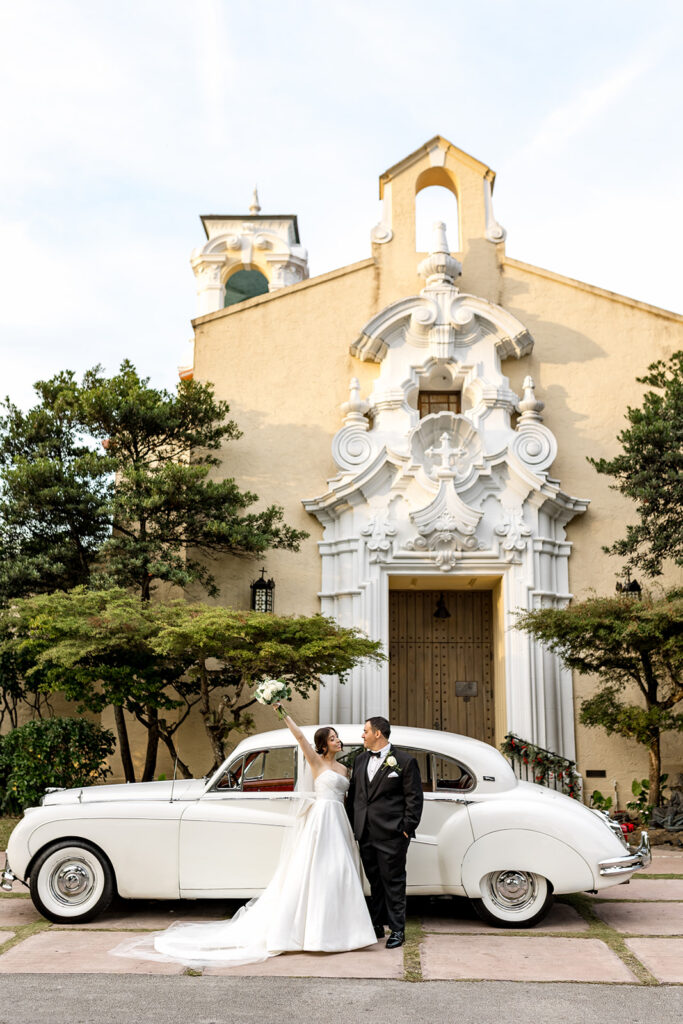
left=303, top=221, right=589, bottom=757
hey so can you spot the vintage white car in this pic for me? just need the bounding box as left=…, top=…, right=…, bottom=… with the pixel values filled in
left=3, top=725, right=650, bottom=928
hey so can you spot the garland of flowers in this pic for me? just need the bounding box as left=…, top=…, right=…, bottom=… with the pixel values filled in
left=500, top=733, right=582, bottom=800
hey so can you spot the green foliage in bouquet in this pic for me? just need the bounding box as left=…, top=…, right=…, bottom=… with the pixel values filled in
left=0, top=716, right=115, bottom=815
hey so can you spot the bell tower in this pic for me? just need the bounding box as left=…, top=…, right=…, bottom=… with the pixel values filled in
left=190, top=188, right=309, bottom=316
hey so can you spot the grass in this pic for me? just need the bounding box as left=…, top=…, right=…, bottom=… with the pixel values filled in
left=403, top=917, right=424, bottom=982
left=0, top=817, right=19, bottom=851
left=0, top=918, right=51, bottom=958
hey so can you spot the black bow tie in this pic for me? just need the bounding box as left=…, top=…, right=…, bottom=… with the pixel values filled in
left=369, top=751, right=383, bottom=758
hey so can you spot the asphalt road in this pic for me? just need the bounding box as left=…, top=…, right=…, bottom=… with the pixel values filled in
left=2, top=977, right=679, bottom=1024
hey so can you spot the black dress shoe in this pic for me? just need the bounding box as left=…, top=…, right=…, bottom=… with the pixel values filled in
left=373, top=925, right=385, bottom=939
left=385, top=930, right=404, bottom=949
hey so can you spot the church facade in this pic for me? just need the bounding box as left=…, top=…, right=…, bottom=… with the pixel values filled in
left=175, top=137, right=682, bottom=799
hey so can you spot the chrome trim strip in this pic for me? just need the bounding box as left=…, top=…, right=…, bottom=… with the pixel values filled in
left=598, top=831, right=651, bottom=876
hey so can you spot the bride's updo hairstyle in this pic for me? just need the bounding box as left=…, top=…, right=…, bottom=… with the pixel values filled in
left=314, top=726, right=339, bottom=755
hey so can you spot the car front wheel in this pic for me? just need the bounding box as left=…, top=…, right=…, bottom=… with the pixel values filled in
left=471, top=870, right=553, bottom=928
left=29, top=840, right=115, bottom=924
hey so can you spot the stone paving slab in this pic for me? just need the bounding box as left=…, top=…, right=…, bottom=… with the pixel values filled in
left=203, top=940, right=403, bottom=978
left=625, top=938, right=683, bottom=983
left=0, top=930, right=14, bottom=945
left=421, top=935, right=638, bottom=983
left=63, top=899, right=235, bottom=931
left=0, top=929, right=186, bottom=974
left=421, top=902, right=588, bottom=933
left=593, top=901, right=683, bottom=935
left=592, top=879, right=683, bottom=900
left=0, top=898, right=44, bottom=926
left=648, top=849, right=683, bottom=874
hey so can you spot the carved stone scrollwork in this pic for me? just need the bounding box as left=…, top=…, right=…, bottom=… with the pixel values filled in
left=361, top=515, right=397, bottom=563
left=511, top=376, right=557, bottom=472
left=370, top=222, right=393, bottom=244
left=405, top=481, right=483, bottom=572
left=332, top=428, right=374, bottom=472
left=510, top=427, right=557, bottom=471
left=495, top=506, right=532, bottom=563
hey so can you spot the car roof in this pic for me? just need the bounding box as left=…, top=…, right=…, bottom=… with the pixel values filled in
left=224, top=723, right=517, bottom=792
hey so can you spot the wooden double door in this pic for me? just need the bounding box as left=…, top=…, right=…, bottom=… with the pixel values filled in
left=389, top=590, right=494, bottom=743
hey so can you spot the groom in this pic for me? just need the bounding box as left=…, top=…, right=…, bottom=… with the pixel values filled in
left=346, top=716, right=423, bottom=949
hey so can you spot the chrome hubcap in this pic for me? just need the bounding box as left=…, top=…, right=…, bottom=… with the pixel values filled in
left=488, top=870, right=537, bottom=912
left=50, top=859, right=95, bottom=906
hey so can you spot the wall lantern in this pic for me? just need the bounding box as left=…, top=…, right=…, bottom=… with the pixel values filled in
left=433, top=593, right=451, bottom=619
left=616, top=572, right=642, bottom=599
left=250, top=568, right=275, bottom=613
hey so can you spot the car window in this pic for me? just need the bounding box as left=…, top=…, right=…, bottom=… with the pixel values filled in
left=434, top=754, right=475, bottom=792
left=336, top=745, right=363, bottom=772
left=394, top=747, right=434, bottom=792
left=212, top=747, right=297, bottom=793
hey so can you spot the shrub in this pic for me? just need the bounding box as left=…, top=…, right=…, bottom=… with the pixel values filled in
left=0, top=717, right=115, bottom=815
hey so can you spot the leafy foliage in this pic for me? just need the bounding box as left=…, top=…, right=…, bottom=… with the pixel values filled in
left=588, top=351, right=683, bottom=577
left=0, top=372, right=112, bottom=603
left=500, top=733, right=581, bottom=798
left=0, top=717, right=115, bottom=815
left=2, top=589, right=385, bottom=780
left=149, top=603, right=386, bottom=773
left=77, top=361, right=308, bottom=600
left=626, top=776, right=669, bottom=825
left=515, top=590, right=683, bottom=806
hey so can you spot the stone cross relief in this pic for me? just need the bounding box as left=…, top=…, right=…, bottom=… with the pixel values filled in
left=425, top=432, right=468, bottom=479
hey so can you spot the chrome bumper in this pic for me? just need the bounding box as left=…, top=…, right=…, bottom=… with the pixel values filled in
left=1, top=866, right=17, bottom=892
left=598, top=830, right=652, bottom=876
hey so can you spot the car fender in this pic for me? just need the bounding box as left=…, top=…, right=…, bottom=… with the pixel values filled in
left=461, top=828, right=595, bottom=897
left=18, top=804, right=183, bottom=900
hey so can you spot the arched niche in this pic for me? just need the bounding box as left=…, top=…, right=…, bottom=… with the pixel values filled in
left=415, top=167, right=460, bottom=252
left=224, top=268, right=269, bottom=307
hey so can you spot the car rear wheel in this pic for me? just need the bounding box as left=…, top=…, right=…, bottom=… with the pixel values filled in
left=471, top=870, right=553, bottom=928
left=29, top=840, right=115, bottom=924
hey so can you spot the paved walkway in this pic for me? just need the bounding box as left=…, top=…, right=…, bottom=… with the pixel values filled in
left=1, top=847, right=681, bottom=983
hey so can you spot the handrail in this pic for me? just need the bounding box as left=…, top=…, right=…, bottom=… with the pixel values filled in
left=501, top=733, right=582, bottom=799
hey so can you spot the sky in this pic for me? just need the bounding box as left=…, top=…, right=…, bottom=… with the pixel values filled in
left=1, top=0, right=682, bottom=410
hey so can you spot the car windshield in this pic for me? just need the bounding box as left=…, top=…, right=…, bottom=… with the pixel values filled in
left=211, top=747, right=297, bottom=793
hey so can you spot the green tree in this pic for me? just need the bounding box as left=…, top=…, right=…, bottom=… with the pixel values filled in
left=0, top=372, right=112, bottom=603
left=3, top=589, right=385, bottom=781
left=589, top=351, right=683, bottom=578
left=77, top=361, right=308, bottom=601
left=1, top=588, right=198, bottom=783
left=150, top=603, right=386, bottom=773
left=515, top=589, right=683, bottom=808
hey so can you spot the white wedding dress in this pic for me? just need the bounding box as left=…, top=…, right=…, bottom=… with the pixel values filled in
left=112, top=768, right=375, bottom=967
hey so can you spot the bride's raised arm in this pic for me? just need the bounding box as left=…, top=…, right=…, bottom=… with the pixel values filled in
left=275, top=704, right=324, bottom=775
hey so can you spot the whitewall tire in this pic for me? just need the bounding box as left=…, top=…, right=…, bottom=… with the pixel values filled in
left=29, top=840, right=115, bottom=924
left=471, top=870, right=553, bottom=928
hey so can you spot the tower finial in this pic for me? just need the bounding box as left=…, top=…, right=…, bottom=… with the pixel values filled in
left=249, top=186, right=261, bottom=215
left=417, top=221, right=462, bottom=288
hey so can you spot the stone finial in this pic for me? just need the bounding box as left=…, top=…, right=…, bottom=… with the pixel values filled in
left=518, top=376, right=545, bottom=423
left=249, top=186, right=261, bottom=214
left=418, top=221, right=462, bottom=288
left=341, top=377, right=370, bottom=427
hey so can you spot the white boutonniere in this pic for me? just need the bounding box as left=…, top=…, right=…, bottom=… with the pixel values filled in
left=382, top=754, right=401, bottom=774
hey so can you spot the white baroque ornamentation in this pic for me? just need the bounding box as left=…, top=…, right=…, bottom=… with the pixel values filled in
left=303, top=220, right=589, bottom=754
left=361, top=515, right=397, bottom=563
left=332, top=378, right=374, bottom=473
left=495, top=506, right=532, bottom=563
left=405, top=482, right=483, bottom=572
left=510, top=376, right=558, bottom=472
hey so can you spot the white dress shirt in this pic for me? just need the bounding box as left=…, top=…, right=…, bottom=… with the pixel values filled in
left=366, top=742, right=391, bottom=782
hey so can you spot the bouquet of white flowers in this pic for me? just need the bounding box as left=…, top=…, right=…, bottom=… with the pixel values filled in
left=254, top=678, right=292, bottom=719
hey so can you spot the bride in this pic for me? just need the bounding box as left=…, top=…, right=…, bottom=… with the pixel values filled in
left=121, top=708, right=376, bottom=966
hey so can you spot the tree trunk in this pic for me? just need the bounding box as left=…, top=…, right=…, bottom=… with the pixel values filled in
left=198, top=658, right=226, bottom=771
left=648, top=730, right=661, bottom=808
left=114, top=705, right=136, bottom=783
left=158, top=729, right=194, bottom=779
left=141, top=705, right=159, bottom=781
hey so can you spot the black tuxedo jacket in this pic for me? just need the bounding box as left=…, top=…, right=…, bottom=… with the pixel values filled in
left=346, top=745, right=423, bottom=844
